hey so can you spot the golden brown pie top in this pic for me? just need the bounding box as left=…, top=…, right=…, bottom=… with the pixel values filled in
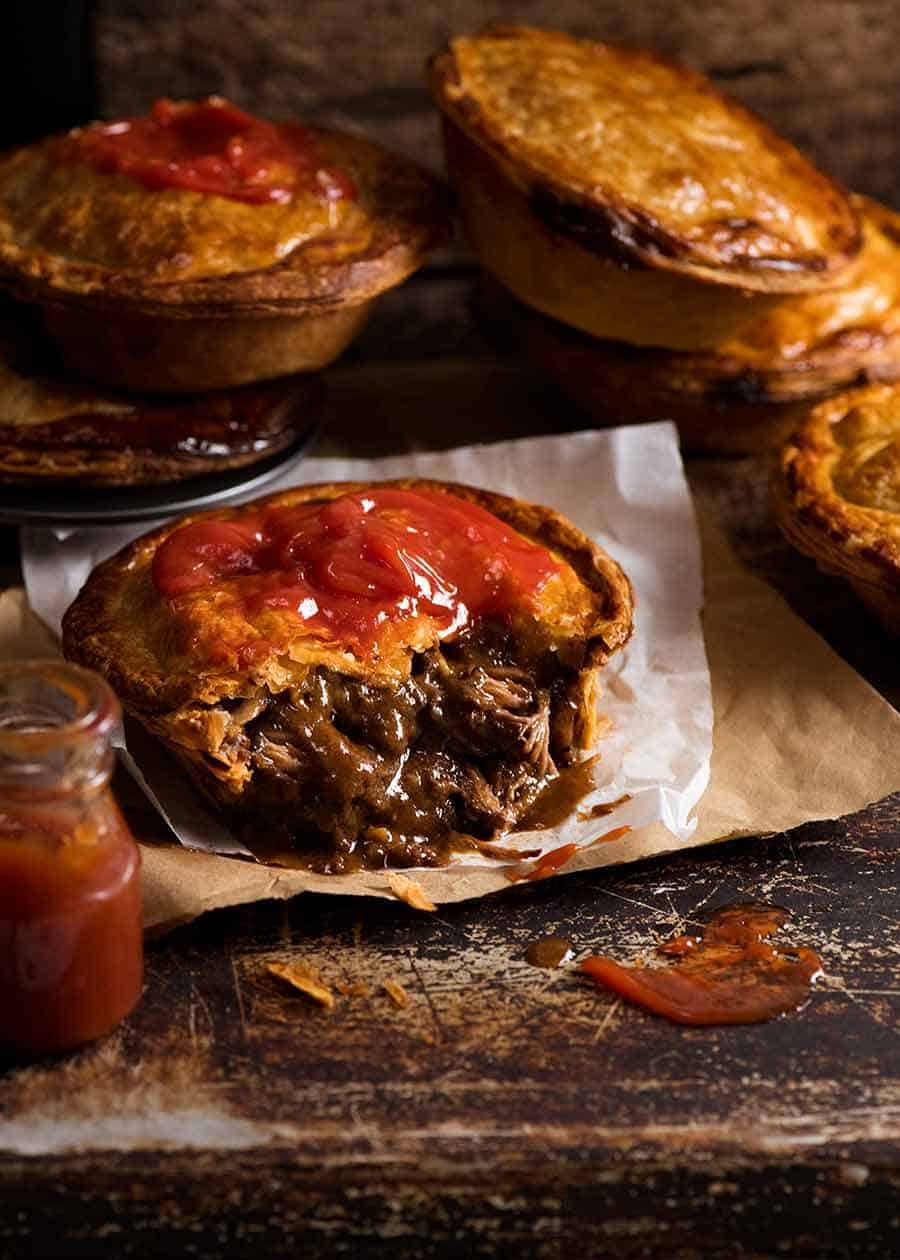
left=775, top=383, right=900, bottom=590
left=62, top=479, right=634, bottom=717
left=430, top=26, right=860, bottom=292
left=0, top=99, right=446, bottom=314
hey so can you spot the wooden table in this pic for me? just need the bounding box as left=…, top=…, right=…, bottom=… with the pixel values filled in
left=1, top=274, right=898, bottom=1259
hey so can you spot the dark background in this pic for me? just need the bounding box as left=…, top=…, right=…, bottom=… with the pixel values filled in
left=3, top=0, right=900, bottom=207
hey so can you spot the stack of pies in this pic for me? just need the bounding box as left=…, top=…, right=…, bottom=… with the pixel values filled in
left=0, top=97, right=446, bottom=486
left=0, top=301, right=324, bottom=485
left=430, top=26, right=900, bottom=455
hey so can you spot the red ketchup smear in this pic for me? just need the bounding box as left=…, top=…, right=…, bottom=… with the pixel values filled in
left=506, top=826, right=631, bottom=883
left=581, top=903, right=823, bottom=1026
left=151, top=488, right=563, bottom=660
left=52, top=96, right=357, bottom=205
left=507, top=842, right=580, bottom=884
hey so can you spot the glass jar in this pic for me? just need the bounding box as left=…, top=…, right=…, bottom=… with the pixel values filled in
left=0, top=661, right=143, bottom=1055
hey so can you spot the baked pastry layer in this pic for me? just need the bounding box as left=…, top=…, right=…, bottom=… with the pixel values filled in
left=62, top=480, right=633, bottom=870
left=706, top=197, right=900, bottom=388
left=474, top=196, right=900, bottom=455
left=431, top=25, right=860, bottom=293
left=773, top=383, right=900, bottom=632
left=0, top=306, right=322, bottom=484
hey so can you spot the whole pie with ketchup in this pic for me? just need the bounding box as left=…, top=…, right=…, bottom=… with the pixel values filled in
left=0, top=98, right=447, bottom=392
left=62, top=480, right=633, bottom=871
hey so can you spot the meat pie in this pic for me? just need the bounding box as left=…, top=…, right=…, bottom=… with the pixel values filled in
left=472, top=196, right=900, bottom=456
left=429, top=26, right=861, bottom=353
left=773, top=382, right=900, bottom=635
left=63, top=480, right=633, bottom=871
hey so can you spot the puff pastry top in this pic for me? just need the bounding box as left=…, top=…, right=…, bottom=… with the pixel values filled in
left=63, top=479, right=634, bottom=718
left=0, top=103, right=446, bottom=316
left=775, top=383, right=900, bottom=590
left=430, top=25, right=860, bottom=292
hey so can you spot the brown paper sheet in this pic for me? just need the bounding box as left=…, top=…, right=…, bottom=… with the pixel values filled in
left=2, top=513, right=898, bottom=934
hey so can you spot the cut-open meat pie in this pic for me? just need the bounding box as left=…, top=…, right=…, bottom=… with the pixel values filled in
left=62, top=480, right=633, bottom=871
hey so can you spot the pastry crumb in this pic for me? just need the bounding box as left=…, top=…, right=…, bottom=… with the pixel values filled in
left=266, top=960, right=335, bottom=1009
left=335, top=981, right=372, bottom=998
left=383, top=979, right=410, bottom=1008
left=386, top=872, right=437, bottom=912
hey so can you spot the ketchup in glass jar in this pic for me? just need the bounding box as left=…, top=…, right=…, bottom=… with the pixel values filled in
left=0, top=662, right=143, bottom=1055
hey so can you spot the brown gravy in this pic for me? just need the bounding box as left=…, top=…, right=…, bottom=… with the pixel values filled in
left=581, top=902, right=823, bottom=1025
left=517, top=756, right=600, bottom=830
left=580, top=792, right=632, bottom=821
left=525, top=936, right=574, bottom=968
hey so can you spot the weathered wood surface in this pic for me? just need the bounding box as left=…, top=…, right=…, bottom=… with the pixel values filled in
left=0, top=808, right=897, bottom=1258
left=0, top=4, right=898, bottom=1251
left=1, top=272, right=900, bottom=1256
left=95, top=0, right=900, bottom=208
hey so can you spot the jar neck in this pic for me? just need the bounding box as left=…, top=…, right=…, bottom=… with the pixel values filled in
left=0, top=661, right=119, bottom=801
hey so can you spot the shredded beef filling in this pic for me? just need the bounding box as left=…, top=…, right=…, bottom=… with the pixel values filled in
left=210, top=632, right=588, bottom=872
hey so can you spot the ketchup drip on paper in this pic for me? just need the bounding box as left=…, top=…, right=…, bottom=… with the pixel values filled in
left=581, top=903, right=823, bottom=1025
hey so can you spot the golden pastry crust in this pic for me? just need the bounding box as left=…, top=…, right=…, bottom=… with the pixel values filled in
left=63, top=478, right=634, bottom=717
left=41, top=301, right=371, bottom=394
left=0, top=307, right=322, bottom=483
left=0, top=126, right=446, bottom=316
left=773, top=383, right=900, bottom=631
left=430, top=25, right=860, bottom=295
left=474, top=197, right=900, bottom=455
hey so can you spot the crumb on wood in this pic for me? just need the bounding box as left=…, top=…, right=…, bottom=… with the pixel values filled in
left=383, top=979, right=410, bottom=1008
left=266, top=960, right=335, bottom=1009
left=335, top=981, right=372, bottom=998
left=386, top=872, right=437, bottom=912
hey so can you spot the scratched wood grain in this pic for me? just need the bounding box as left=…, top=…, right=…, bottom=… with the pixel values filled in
left=0, top=814, right=897, bottom=1258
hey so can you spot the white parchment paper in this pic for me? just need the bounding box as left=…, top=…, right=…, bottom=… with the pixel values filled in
left=20, top=422, right=713, bottom=862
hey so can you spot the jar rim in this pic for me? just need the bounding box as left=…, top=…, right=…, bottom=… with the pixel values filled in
left=0, top=659, right=120, bottom=755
